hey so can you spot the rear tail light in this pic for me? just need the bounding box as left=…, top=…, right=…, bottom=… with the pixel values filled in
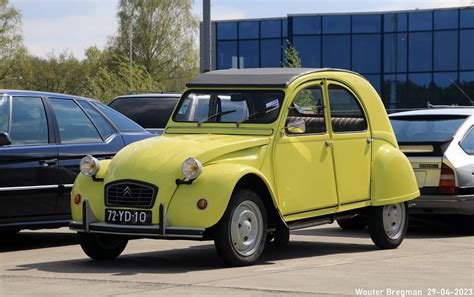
left=438, top=164, right=456, bottom=194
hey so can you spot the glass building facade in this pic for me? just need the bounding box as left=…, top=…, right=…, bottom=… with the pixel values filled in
left=209, top=7, right=474, bottom=110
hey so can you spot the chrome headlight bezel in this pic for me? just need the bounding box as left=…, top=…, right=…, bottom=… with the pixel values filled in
left=80, top=155, right=101, bottom=177
left=182, top=157, right=203, bottom=180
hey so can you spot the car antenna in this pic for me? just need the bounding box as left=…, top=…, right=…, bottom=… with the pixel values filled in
left=449, top=78, right=474, bottom=106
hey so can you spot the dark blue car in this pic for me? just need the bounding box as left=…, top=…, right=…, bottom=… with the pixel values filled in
left=0, top=90, right=153, bottom=234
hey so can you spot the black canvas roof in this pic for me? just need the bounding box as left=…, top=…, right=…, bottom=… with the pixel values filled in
left=187, top=68, right=341, bottom=88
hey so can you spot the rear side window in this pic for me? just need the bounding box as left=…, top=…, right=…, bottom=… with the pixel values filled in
left=49, top=99, right=102, bottom=144
left=460, top=127, right=474, bottom=154
left=391, top=115, right=467, bottom=143
left=9, top=97, right=49, bottom=145
left=0, top=96, right=9, bottom=133
left=78, top=100, right=115, bottom=139
left=94, top=102, right=145, bottom=133
left=109, top=96, right=179, bottom=129
left=328, top=85, right=368, bottom=133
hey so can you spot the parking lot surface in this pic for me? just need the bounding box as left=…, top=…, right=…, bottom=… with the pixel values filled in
left=1, top=219, right=472, bottom=296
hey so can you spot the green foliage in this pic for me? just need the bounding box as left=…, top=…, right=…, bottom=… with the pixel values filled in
left=112, top=0, right=199, bottom=92
left=0, top=0, right=23, bottom=82
left=283, top=40, right=301, bottom=68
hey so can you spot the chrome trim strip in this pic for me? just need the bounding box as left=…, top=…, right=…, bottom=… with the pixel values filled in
left=62, top=184, right=74, bottom=188
left=0, top=185, right=59, bottom=192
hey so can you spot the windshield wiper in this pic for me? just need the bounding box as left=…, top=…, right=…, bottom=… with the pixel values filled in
left=236, top=106, right=278, bottom=126
left=198, top=109, right=237, bottom=125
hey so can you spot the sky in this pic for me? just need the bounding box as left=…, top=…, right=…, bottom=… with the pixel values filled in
left=11, top=0, right=473, bottom=60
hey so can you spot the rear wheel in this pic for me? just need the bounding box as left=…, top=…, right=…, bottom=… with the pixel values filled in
left=77, top=232, right=128, bottom=260
left=337, top=215, right=368, bottom=230
left=369, top=202, right=408, bottom=249
left=214, top=188, right=267, bottom=266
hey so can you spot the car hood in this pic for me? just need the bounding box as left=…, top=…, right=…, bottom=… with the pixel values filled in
left=104, top=134, right=270, bottom=186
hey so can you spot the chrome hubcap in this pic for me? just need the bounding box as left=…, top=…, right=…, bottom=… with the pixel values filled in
left=230, top=200, right=263, bottom=256
left=382, top=203, right=406, bottom=240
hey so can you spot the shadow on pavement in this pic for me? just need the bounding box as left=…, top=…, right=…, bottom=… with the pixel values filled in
left=11, top=240, right=375, bottom=275
left=0, top=230, right=78, bottom=253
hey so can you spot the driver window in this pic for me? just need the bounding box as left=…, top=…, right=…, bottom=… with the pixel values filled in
left=286, top=85, right=326, bottom=134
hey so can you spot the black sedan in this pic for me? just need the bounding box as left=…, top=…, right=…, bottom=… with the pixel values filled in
left=0, top=90, right=153, bottom=234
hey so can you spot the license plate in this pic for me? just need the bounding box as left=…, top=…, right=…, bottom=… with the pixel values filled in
left=105, top=209, right=152, bottom=225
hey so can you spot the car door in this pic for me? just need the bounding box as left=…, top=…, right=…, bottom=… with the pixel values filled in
left=274, top=82, right=338, bottom=216
left=47, top=98, right=125, bottom=215
left=327, top=83, right=371, bottom=205
left=0, top=95, right=59, bottom=219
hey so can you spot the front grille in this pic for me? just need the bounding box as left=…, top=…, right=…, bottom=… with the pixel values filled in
left=105, top=180, right=158, bottom=209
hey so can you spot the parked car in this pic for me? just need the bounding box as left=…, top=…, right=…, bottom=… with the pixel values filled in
left=108, top=93, right=180, bottom=134
left=0, top=90, right=153, bottom=234
left=70, top=68, right=419, bottom=266
left=389, top=108, right=474, bottom=216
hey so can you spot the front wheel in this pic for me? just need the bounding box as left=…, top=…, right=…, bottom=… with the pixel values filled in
left=368, top=202, right=408, bottom=249
left=77, top=232, right=128, bottom=260
left=214, top=188, right=267, bottom=266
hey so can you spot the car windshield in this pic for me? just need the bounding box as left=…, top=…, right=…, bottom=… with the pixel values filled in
left=173, top=90, right=284, bottom=124
left=390, top=115, right=468, bottom=143
left=0, top=96, right=9, bottom=132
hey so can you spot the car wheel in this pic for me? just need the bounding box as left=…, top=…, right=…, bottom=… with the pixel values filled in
left=337, top=215, right=368, bottom=230
left=77, top=232, right=128, bottom=260
left=214, top=188, right=267, bottom=266
left=369, top=202, right=408, bottom=249
left=267, top=225, right=290, bottom=248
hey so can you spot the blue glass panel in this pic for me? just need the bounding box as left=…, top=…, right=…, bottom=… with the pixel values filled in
left=261, top=20, right=281, bottom=38
left=384, top=33, right=407, bottom=73
left=239, top=21, right=259, bottom=39
left=383, top=74, right=408, bottom=110
left=217, top=22, right=237, bottom=40
left=352, top=14, right=381, bottom=33
left=460, top=8, right=474, bottom=28
left=322, top=35, right=350, bottom=69
left=384, top=13, right=407, bottom=32
left=434, top=30, right=458, bottom=71
left=409, top=11, right=433, bottom=31
left=352, top=34, right=381, bottom=73
left=433, top=72, right=461, bottom=104
left=460, top=29, right=474, bottom=70
left=409, top=32, right=432, bottom=72
left=239, top=40, right=259, bottom=68
left=293, top=35, right=321, bottom=67
left=217, top=41, right=237, bottom=69
left=282, top=19, right=288, bottom=37
left=408, top=73, right=432, bottom=108
left=260, top=39, right=282, bottom=67
left=459, top=71, right=474, bottom=104
left=322, top=15, right=350, bottom=33
left=434, top=9, right=458, bottom=30
left=293, top=16, right=321, bottom=35
left=364, top=74, right=381, bottom=95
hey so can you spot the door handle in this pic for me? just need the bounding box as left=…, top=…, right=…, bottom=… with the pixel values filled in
left=325, top=140, right=333, bottom=147
left=367, top=137, right=374, bottom=144
left=39, top=159, right=57, bottom=166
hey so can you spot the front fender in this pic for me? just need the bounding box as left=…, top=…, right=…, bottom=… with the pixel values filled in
left=166, top=163, right=277, bottom=229
left=371, top=143, right=420, bottom=206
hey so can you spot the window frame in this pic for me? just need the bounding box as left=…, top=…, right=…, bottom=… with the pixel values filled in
left=326, top=81, right=370, bottom=134
left=284, top=82, right=328, bottom=137
left=459, top=125, right=474, bottom=155
left=77, top=99, right=118, bottom=141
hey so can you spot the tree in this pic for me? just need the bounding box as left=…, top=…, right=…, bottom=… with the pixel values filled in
left=283, top=40, right=301, bottom=68
left=0, top=0, right=23, bottom=82
left=112, top=0, right=199, bottom=92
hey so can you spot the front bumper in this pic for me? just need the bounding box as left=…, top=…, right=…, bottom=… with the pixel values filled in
left=411, top=194, right=474, bottom=215
left=69, top=200, right=204, bottom=239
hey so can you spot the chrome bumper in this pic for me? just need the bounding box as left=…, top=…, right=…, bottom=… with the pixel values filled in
left=69, top=200, right=204, bottom=239
left=411, top=194, right=474, bottom=215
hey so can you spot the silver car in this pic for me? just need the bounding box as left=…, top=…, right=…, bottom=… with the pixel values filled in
left=389, top=108, right=474, bottom=216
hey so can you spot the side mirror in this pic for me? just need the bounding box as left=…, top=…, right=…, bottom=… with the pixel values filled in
left=287, top=119, right=306, bottom=134
left=0, top=132, right=11, bottom=146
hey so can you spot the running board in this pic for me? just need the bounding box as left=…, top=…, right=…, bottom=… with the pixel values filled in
left=287, top=211, right=360, bottom=231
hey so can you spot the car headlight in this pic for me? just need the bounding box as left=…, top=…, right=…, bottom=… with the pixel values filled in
left=182, top=157, right=203, bottom=180
left=80, top=155, right=101, bottom=177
